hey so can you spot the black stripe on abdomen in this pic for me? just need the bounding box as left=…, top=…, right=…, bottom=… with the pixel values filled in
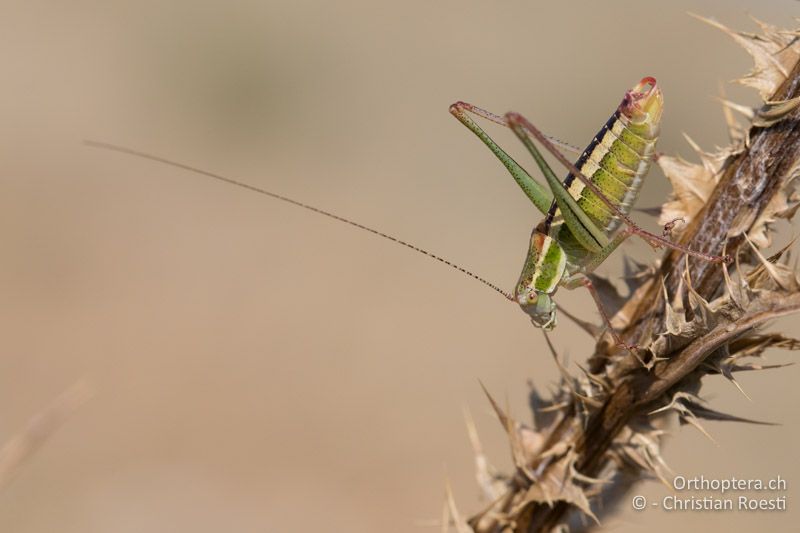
left=542, top=109, right=621, bottom=233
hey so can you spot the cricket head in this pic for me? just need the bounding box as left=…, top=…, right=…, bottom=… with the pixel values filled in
left=517, top=289, right=557, bottom=329
left=620, top=76, right=663, bottom=138
left=515, top=229, right=566, bottom=330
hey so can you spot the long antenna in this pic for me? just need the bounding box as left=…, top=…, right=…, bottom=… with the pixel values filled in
left=84, top=140, right=513, bottom=301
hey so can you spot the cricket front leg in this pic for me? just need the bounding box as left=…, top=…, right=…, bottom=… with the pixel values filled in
left=564, top=271, right=639, bottom=353
left=563, top=228, right=639, bottom=352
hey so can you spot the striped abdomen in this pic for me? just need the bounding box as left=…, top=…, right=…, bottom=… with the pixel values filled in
left=545, top=77, right=662, bottom=265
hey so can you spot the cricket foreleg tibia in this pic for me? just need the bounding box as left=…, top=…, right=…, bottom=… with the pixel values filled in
left=560, top=228, right=638, bottom=350
left=583, top=277, right=639, bottom=352
left=564, top=272, right=638, bottom=353
left=503, top=112, right=731, bottom=265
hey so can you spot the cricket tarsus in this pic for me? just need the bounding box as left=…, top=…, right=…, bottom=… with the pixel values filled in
left=83, top=140, right=514, bottom=301
left=662, top=216, right=685, bottom=237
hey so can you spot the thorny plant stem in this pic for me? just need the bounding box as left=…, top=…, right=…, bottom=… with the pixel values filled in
left=523, top=57, right=800, bottom=532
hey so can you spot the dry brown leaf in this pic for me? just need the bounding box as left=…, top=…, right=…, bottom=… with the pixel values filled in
left=464, top=408, right=506, bottom=501
left=468, top=17, right=800, bottom=532
left=516, top=453, right=599, bottom=525
left=693, top=14, right=800, bottom=99
left=657, top=136, right=729, bottom=233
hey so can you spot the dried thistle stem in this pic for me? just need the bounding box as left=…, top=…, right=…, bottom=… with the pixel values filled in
left=465, top=18, right=800, bottom=533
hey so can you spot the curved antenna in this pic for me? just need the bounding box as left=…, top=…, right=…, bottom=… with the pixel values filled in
left=84, top=140, right=513, bottom=301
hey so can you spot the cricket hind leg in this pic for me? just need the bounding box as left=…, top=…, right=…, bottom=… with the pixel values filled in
left=448, top=101, right=590, bottom=217
left=449, top=101, right=553, bottom=215
left=503, top=112, right=732, bottom=265
left=449, top=101, right=583, bottom=156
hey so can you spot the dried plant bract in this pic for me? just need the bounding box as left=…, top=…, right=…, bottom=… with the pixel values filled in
left=459, top=16, right=800, bottom=533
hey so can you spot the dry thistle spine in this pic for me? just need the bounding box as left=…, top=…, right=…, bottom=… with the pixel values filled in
left=452, top=16, right=800, bottom=533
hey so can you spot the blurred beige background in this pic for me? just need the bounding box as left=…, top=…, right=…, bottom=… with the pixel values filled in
left=1, top=1, right=798, bottom=531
